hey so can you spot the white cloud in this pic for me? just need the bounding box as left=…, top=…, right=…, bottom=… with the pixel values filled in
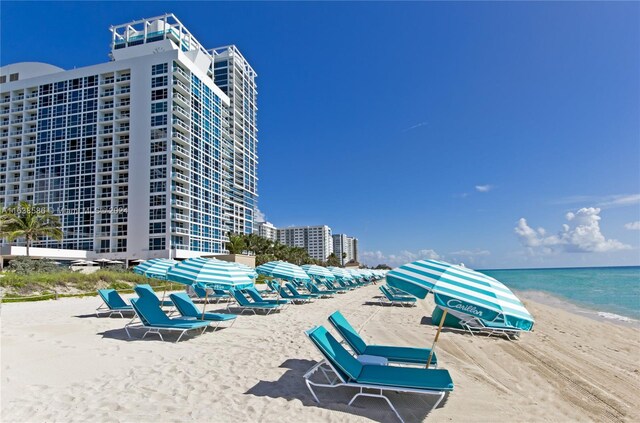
left=403, top=121, right=429, bottom=132
left=625, top=221, right=640, bottom=230
left=449, top=249, right=491, bottom=257
left=254, top=208, right=266, bottom=223
left=515, top=207, right=630, bottom=254
left=553, top=194, right=640, bottom=209
left=475, top=185, right=493, bottom=193
left=361, top=249, right=441, bottom=268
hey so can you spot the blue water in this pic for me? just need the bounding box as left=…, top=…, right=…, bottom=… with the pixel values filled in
left=480, top=266, right=640, bottom=321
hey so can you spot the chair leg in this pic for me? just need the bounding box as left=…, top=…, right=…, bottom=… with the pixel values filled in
left=348, top=388, right=404, bottom=423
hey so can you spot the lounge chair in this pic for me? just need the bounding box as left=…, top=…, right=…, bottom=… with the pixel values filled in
left=379, top=285, right=417, bottom=307
left=306, top=281, right=335, bottom=298
left=190, top=283, right=230, bottom=303
left=244, top=287, right=290, bottom=306
left=229, top=288, right=282, bottom=315
left=440, top=307, right=523, bottom=340
left=284, top=282, right=318, bottom=303
left=328, top=311, right=438, bottom=367
left=304, top=326, right=453, bottom=423
left=134, top=284, right=174, bottom=307
left=169, top=293, right=237, bottom=329
left=96, top=289, right=134, bottom=317
left=321, top=280, right=347, bottom=294
left=335, top=279, right=355, bottom=290
left=125, top=297, right=211, bottom=342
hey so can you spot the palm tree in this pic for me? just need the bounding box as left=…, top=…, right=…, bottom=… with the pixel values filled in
left=226, top=233, right=247, bottom=254
left=0, top=202, right=63, bottom=257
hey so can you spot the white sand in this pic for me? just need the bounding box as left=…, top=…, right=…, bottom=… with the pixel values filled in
left=1, top=284, right=639, bottom=422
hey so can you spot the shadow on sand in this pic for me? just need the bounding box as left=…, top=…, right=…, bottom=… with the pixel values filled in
left=245, top=358, right=449, bottom=423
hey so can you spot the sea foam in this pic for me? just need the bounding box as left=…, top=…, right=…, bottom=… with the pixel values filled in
left=597, top=312, right=634, bottom=323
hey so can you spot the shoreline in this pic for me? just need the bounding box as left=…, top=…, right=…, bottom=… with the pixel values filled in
left=516, top=289, right=640, bottom=328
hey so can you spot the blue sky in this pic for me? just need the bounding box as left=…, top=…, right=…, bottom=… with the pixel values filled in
left=2, top=2, right=639, bottom=269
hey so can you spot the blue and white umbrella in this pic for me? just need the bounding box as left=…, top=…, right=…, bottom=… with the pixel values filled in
left=166, top=257, right=254, bottom=290
left=133, top=258, right=178, bottom=280
left=327, top=267, right=354, bottom=281
left=301, top=264, right=336, bottom=281
left=387, top=259, right=534, bottom=330
left=230, top=261, right=258, bottom=279
left=387, top=259, right=534, bottom=367
left=255, top=261, right=311, bottom=282
left=346, top=268, right=365, bottom=281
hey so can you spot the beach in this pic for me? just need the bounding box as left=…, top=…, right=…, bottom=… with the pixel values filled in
left=2, top=284, right=639, bottom=423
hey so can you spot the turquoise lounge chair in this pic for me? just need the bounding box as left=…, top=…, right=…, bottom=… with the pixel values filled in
left=284, top=282, right=317, bottom=303
left=244, top=287, right=290, bottom=306
left=321, top=280, right=347, bottom=294
left=335, top=279, right=355, bottom=290
left=96, top=289, right=134, bottom=317
left=305, top=281, right=335, bottom=298
left=328, top=311, right=437, bottom=367
left=304, top=326, right=453, bottom=423
left=134, top=284, right=174, bottom=307
left=191, top=283, right=230, bottom=303
left=169, top=293, right=237, bottom=328
left=379, top=285, right=417, bottom=307
left=125, top=296, right=210, bottom=342
left=229, top=288, right=282, bottom=315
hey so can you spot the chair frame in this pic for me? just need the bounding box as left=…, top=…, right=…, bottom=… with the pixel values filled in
left=303, top=331, right=447, bottom=423
left=378, top=286, right=417, bottom=307
left=227, top=289, right=282, bottom=315
left=124, top=300, right=210, bottom=343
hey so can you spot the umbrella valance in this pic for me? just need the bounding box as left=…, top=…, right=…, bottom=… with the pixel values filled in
left=166, top=257, right=254, bottom=289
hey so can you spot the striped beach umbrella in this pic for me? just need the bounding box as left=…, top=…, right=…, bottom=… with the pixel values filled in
left=387, top=259, right=535, bottom=366
left=230, top=261, right=258, bottom=279
left=327, top=267, right=354, bottom=281
left=346, top=268, right=365, bottom=281
left=133, top=258, right=178, bottom=280
left=301, top=264, right=336, bottom=281
left=255, top=261, right=311, bottom=282
left=166, top=257, right=254, bottom=290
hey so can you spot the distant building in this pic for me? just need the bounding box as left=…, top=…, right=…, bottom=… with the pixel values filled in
left=332, top=234, right=358, bottom=265
left=256, top=221, right=277, bottom=241
left=277, top=225, right=333, bottom=261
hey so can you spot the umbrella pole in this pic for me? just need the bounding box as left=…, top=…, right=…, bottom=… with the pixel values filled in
left=426, top=309, right=448, bottom=368
left=202, top=288, right=208, bottom=320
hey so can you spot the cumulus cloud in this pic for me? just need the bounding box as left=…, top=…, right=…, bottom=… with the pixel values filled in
left=515, top=207, right=630, bottom=254
left=475, top=185, right=493, bottom=193
left=361, top=249, right=441, bottom=268
left=625, top=221, right=640, bottom=230
left=254, top=208, right=266, bottom=223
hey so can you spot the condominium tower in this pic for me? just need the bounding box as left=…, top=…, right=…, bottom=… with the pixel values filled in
left=277, top=225, right=333, bottom=261
left=332, top=234, right=359, bottom=265
left=0, top=14, right=259, bottom=260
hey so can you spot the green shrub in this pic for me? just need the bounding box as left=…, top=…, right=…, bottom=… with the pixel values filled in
left=7, top=257, right=65, bottom=275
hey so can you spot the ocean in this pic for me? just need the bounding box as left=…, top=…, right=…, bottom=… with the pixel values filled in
left=480, top=266, right=640, bottom=323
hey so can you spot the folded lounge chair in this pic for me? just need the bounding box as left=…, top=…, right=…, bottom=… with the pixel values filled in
left=304, top=326, right=453, bottom=423
left=96, top=289, right=134, bottom=317
left=169, top=293, right=237, bottom=328
left=229, top=288, right=282, bottom=315
left=125, top=296, right=211, bottom=342
left=379, top=285, right=417, bottom=307
left=134, top=284, right=174, bottom=307
left=328, top=311, right=438, bottom=367
left=435, top=307, right=523, bottom=340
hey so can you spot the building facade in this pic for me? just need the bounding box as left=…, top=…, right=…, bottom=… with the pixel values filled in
left=256, top=221, right=277, bottom=241
left=332, top=234, right=359, bottom=265
left=277, top=225, right=333, bottom=261
left=0, top=14, right=258, bottom=260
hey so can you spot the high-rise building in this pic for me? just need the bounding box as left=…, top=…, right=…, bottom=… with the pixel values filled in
left=256, top=221, right=277, bottom=242
left=0, top=14, right=258, bottom=260
left=277, top=225, right=333, bottom=261
left=211, top=46, right=258, bottom=236
left=332, top=234, right=359, bottom=265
